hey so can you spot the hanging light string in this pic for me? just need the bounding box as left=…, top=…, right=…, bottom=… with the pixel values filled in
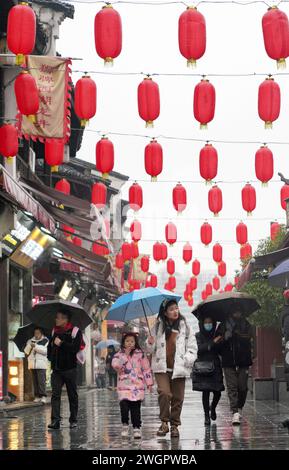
left=126, top=215, right=284, bottom=221
left=51, top=0, right=283, bottom=7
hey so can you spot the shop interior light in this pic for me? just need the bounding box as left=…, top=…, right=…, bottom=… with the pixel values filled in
left=52, top=248, right=63, bottom=256
left=40, top=226, right=52, bottom=235
left=10, top=378, right=19, bottom=386
left=9, top=366, right=18, bottom=376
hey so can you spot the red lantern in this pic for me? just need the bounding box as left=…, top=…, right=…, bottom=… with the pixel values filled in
left=167, top=258, right=175, bottom=275
left=138, top=77, right=160, bottom=128
left=75, top=75, right=97, bottom=127
left=94, top=4, right=122, bottom=65
left=280, top=184, right=289, bottom=210
left=188, top=298, right=194, bottom=307
left=91, top=182, right=107, bottom=209
left=224, top=283, right=233, bottom=292
left=213, top=243, right=222, bottom=263
left=131, top=242, right=139, bottom=259
left=55, top=178, right=70, bottom=195
left=161, top=243, right=168, bottom=261
left=262, top=7, right=289, bottom=68
left=184, top=290, right=191, bottom=302
left=165, top=222, right=177, bottom=246
left=236, top=221, right=248, bottom=245
left=44, top=139, right=64, bottom=172
left=173, top=183, right=187, bottom=214
left=62, top=225, right=75, bottom=238
left=200, top=221, right=212, bottom=246
left=271, top=221, right=281, bottom=240
left=183, top=242, right=193, bottom=264
left=240, top=243, right=252, bottom=261
left=14, top=71, right=39, bottom=122
left=153, top=242, right=163, bottom=263
left=178, top=7, right=206, bottom=67
left=115, top=253, right=124, bottom=269
left=130, top=220, right=142, bottom=243
left=145, top=279, right=151, bottom=288
left=150, top=274, right=158, bottom=288
left=206, top=282, right=213, bottom=296
left=73, top=237, right=82, bottom=247
left=212, top=276, right=220, bottom=291
left=201, top=290, right=207, bottom=301
left=255, top=145, right=274, bottom=186
left=168, top=276, right=176, bottom=290
left=199, top=143, right=218, bottom=183
left=93, top=241, right=109, bottom=256
left=189, top=277, right=197, bottom=291
left=194, top=79, right=216, bottom=129
left=192, top=259, right=201, bottom=276
left=133, top=280, right=141, bottom=290
left=258, top=77, right=280, bottom=129
left=218, top=261, right=226, bottom=277
left=96, top=137, right=114, bottom=179
left=208, top=185, right=222, bottom=216
left=7, top=3, right=36, bottom=65
left=242, top=183, right=256, bottom=216
left=0, top=124, right=18, bottom=159
left=144, top=139, right=163, bottom=182
left=129, top=183, right=143, bottom=212
left=122, top=242, right=132, bottom=262
left=141, top=256, right=150, bottom=273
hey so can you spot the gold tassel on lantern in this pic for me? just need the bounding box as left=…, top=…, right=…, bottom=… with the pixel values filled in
left=200, top=123, right=208, bottom=130
left=51, top=166, right=59, bottom=173
left=15, top=53, right=25, bottom=66
left=104, top=57, right=113, bottom=67
left=146, top=120, right=154, bottom=128
left=265, top=121, right=273, bottom=129
left=27, top=114, right=36, bottom=123
left=80, top=119, right=89, bottom=127
left=187, top=58, right=197, bottom=68
left=277, top=58, right=286, bottom=69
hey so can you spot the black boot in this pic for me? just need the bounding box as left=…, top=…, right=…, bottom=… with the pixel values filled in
left=211, top=407, right=217, bottom=421
left=204, top=414, right=211, bottom=426
left=48, top=421, right=60, bottom=430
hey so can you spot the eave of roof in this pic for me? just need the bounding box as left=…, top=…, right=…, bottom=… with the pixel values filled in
left=32, top=0, right=74, bottom=19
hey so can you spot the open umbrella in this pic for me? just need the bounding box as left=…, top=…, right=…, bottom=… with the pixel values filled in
left=268, top=259, right=289, bottom=288
left=95, top=339, right=120, bottom=350
left=13, top=323, right=51, bottom=353
left=26, top=300, right=93, bottom=330
left=192, top=291, right=260, bottom=322
left=107, top=287, right=181, bottom=334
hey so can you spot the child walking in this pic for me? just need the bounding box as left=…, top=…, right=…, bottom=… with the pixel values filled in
left=112, top=332, right=153, bottom=439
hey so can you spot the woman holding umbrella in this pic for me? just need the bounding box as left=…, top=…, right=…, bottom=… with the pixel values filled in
left=24, top=326, right=49, bottom=404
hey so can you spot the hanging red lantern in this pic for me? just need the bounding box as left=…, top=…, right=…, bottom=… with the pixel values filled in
left=144, top=139, right=163, bottom=182
left=122, top=242, right=132, bottom=262
left=183, top=242, right=193, bottom=264
left=224, top=282, right=234, bottom=292
left=240, top=243, right=252, bottom=261
left=200, top=221, right=212, bottom=246
left=14, top=71, right=39, bottom=122
left=236, top=221, right=248, bottom=245
left=150, top=274, right=158, bottom=288
left=160, top=243, right=168, bottom=261
left=115, top=253, right=124, bottom=269
left=145, top=279, right=151, bottom=288
left=280, top=184, right=289, bottom=210
left=153, top=242, right=163, bottom=263
left=199, top=143, right=218, bottom=183
left=62, top=225, right=75, bottom=238
left=75, top=75, right=97, bottom=127
left=165, top=282, right=172, bottom=291
left=189, top=276, right=197, bottom=291
left=188, top=298, right=194, bottom=307
left=255, top=145, right=274, bottom=186
left=44, top=139, right=64, bottom=172
left=262, top=7, right=289, bottom=69
left=213, top=243, right=222, bottom=263
left=141, top=256, right=150, bottom=273
left=192, top=259, right=201, bottom=276
left=258, top=77, right=280, bottom=129
left=208, top=185, right=222, bottom=216
left=201, top=290, right=207, bottom=301
left=184, top=290, right=191, bottom=302
left=165, top=222, right=177, bottom=246
left=212, top=276, right=220, bottom=291
left=0, top=124, right=18, bottom=160
left=194, top=78, right=216, bottom=129
left=241, top=183, right=256, bottom=216
left=206, top=282, right=213, bottom=296
left=167, top=258, right=175, bottom=275
left=129, top=182, right=143, bottom=212
left=138, top=77, right=160, bottom=128
left=55, top=178, right=70, bottom=195
left=133, top=280, right=141, bottom=290
left=131, top=242, right=139, bottom=259
left=130, top=220, right=142, bottom=243
left=173, top=183, right=187, bottom=214
left=7, top=2, right=36, bottom=66
left=96, top=137, right=114, bottom=179
left=94, top=4, right=122, bottom=66
left=178, top=7, right=206, bottom=67
left=93, top=241, right=110, bottom=256
left=168, top=276, right=176, bottom=290
left=73, top=237, right=82, bottom=247
left=218, top=261, right=226, bottom=277
left=270, top=221, right=281, bottom=240
left=91, top=182, right=107, bottom=209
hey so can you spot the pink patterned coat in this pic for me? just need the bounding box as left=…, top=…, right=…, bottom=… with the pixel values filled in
left=112, top=349, right=154, bottom=402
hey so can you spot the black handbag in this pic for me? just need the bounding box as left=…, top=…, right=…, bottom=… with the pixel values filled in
left=193, top=359, right=215, bottom=376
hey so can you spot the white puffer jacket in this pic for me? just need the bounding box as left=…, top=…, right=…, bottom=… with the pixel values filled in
left=146, top=317, right=197, bottom=379
left=24, top=336, right=49, bottom=370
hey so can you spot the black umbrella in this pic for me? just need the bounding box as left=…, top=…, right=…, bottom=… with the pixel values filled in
left=26, top=300, right=93, bottom=330
left=192, top=291, right=260, bottom=322
left=13, top=323, right=51, bottom=353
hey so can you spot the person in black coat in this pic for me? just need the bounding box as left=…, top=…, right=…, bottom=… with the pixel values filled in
left=281, top=293, right=289, bottom=428
left=192, top=316, right=224, bottom=426
left=106, top=346, right=117, bottom=390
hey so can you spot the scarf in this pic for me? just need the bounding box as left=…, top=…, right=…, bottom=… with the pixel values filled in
left=163, top=316, right=181, bottom=339
left=53, top=322, right=85, bottom=350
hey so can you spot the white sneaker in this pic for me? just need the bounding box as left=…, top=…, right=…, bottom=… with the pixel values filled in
left=133, top=428, right=142, bottom=439
left=40, top=397, right=47, bottom=404
left=238, top=409, right=243, bottom=419
left=232, top=412, right=241, bottom=425
left=33, top=398, right=41, bottom=403
left=121, top=425, right=129, bottom=438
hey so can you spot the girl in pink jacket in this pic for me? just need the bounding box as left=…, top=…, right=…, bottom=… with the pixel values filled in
left=112, top=332, right=153, bottom=439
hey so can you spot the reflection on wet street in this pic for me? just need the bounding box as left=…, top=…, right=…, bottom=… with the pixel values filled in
left=1, top=383, right=289, bottom=450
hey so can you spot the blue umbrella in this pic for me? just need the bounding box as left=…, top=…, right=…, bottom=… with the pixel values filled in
left=96, top=339, right=120, bottom=350
left=107, top=287, right=182, bottom=334
left=268, top=259, right=289, bottom=288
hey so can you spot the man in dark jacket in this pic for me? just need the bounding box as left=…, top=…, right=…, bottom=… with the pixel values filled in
left=218, top=307, right=253, bottom=426
left=281, top=295, right=289, bottom=427
left=106, top=346, right=117, bottom=390
left=47, top=310, right=83, bottom=430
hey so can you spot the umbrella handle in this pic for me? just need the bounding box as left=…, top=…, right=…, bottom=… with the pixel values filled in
left=141, top=299, right=152, bottom=336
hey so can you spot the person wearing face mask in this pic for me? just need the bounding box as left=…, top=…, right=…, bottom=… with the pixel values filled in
left=147, top=299, right=196, bottom=439
left=192, top=317, right=224, bottom=426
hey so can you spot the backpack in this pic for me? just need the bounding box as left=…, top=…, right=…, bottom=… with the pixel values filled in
left=52, top=326, right=87, bottom=365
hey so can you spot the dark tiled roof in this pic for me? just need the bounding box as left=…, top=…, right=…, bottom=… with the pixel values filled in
left=33, top=0, right=74, bottom=19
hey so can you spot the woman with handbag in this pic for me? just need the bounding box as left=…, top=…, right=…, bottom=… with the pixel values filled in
left=192, top=316, right=224, bottom=426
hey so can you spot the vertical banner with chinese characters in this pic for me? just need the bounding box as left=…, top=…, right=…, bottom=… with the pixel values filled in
left=18, top=56, right=72, bottom=142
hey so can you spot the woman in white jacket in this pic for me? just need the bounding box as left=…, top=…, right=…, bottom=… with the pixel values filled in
left=147, top=298, right=197, bottom=438
left=24, top=327, right=49, bottom=403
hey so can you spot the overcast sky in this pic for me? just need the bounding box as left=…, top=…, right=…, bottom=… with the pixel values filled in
left=58, top=0, right=289, bottom=315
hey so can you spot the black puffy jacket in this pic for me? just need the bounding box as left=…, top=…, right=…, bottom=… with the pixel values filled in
left=217, top=318, right=253, bottom=368
left=48, top=327, right=82, bottom=371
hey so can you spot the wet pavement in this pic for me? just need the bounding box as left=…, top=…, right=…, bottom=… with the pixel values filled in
left=1, top=382, right=289, bottom=450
